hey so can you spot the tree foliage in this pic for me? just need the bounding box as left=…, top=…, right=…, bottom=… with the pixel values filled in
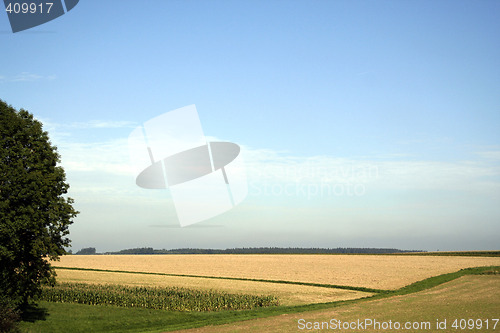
left=75, top=247, right=96, bottom=255
left=0, top=100, right=78, bottom=310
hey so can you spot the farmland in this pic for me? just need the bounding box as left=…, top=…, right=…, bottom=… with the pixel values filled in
left=17, top=254, right=500, bottom=332
left=177, top=274, right=500, bottom=333
left=55, top=254, right=500, bottom=289
left=55, top=268, right=371, bottom=306
left=41, top=282, right=279, bottom=311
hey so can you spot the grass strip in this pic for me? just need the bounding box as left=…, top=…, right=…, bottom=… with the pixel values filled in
left=52, top=266, right=386, bottom=293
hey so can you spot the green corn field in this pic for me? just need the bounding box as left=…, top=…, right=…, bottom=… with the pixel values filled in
left=40, top=282, right=279, bottom=311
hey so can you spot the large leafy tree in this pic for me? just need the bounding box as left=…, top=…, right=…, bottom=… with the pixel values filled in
left=0, top=100, right=78, bottom=310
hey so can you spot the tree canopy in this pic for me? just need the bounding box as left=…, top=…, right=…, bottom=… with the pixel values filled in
left=0, top=100, right=78, bottom=310
left=75, top=247, right=96, bottom=255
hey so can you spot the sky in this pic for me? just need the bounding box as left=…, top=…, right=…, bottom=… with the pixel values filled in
left=1, top=0, right=499, bottom=252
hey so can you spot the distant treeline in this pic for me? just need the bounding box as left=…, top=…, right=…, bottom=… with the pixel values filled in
left=73, top=247, right=500, bottom=256
left=403, top=251, right=500, bottom=257
left=95, top=247, right=423, bottom=255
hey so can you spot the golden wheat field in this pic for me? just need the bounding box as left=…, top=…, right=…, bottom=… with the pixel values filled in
left=55, top=254, right=500, bottom=290
left=55, top=269, right=371, bottom=306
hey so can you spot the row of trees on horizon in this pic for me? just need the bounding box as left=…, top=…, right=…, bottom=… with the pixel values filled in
left=74, top=247, right=424, bottom=255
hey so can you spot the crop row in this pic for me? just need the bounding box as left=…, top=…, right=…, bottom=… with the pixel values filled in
left=40, top=282, right=279, bottom=311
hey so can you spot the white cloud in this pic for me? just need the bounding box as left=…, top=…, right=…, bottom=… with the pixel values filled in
left=58, top=139, right=134, bottom=176
left=476, top=151, right=500, bottom=160
left=1, top=72, right=57, bottom=82
left=39, top=119, right=500, bottom=234
left=12, top=72, right=43, bottom=82
left=49, top=129, right=500, bottom=198
left=68, top=120, right=138, bottom=129
left=40, top=118, right=137, bottom=130
left=242, top=146, right=500, bottom=195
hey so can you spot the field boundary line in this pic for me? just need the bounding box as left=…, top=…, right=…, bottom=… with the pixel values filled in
left=52, top=266, right=386, bottom=293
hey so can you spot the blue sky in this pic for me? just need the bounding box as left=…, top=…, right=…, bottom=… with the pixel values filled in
left=1, top=0, right=499, bottom=252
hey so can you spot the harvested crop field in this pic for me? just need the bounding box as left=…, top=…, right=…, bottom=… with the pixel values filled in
left=175, top=275, right=500, bottom=333
left=55, top=269, right=371, bottom=306
left=55, top=254, right=500, bottom=290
